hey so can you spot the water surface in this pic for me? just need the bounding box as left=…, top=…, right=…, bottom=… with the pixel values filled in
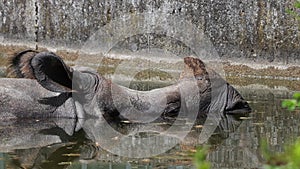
left=0, top=75, right=298, bottom=169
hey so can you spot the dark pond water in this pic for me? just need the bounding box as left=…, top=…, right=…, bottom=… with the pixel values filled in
left=0, top=74, right=298, bottom=169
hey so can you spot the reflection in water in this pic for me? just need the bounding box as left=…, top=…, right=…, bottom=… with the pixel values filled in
left=0, top=82, right=298, bottom=168
left=207, top=86, right=299, bottom=168
left=0, top=111, right=244, bottom=168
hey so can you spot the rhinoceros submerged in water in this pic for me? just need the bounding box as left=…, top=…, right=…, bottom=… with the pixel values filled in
left=0, top=50, right=251, bottom=122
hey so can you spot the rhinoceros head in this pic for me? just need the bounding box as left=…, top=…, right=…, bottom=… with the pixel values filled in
left=179, top=56, right=251, bottom=116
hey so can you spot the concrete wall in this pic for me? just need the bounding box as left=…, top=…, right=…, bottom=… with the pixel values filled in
left=0, top=0, right=299, bottom=64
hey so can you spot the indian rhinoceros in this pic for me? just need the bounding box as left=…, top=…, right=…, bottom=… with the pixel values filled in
left=0, top=50, right=251, bottom=122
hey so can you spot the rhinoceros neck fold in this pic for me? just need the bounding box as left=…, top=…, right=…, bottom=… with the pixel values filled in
left=72, top=71, right=99, bottom=92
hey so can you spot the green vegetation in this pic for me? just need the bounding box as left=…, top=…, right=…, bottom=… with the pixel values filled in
left=261, top=139, right=300, bottom=169
left=286, top=0, right=300, bottom=20
left=282, top=93, right=300, bottom=111
left=193, top=139, right=300, bottom=169
left=194, top=146, right=210, bottom=169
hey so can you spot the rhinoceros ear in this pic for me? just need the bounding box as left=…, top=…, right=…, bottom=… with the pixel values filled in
left=180, top=56, right=208, bottom=80
left=31, top=52, right=73, bottom=93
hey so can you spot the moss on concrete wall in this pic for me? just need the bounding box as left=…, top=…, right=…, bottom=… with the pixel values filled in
left=0, top=0, right=299, bottom=64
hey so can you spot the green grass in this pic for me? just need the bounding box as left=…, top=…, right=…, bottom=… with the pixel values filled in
left=261, top=139, right=300, bottom=169
left=194, top=146, right=210, bottom=169
left=286, top=0, right=300, bottom=21
left=282, top=93, right=300, bottom=111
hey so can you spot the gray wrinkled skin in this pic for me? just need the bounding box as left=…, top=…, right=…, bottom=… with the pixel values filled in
left=0, top=51, right=251, bottom=128
left=0, top=78, right=76, bottom=120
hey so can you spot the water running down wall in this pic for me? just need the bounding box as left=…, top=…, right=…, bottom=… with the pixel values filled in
left=0, top=0, right=299, bottom=64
